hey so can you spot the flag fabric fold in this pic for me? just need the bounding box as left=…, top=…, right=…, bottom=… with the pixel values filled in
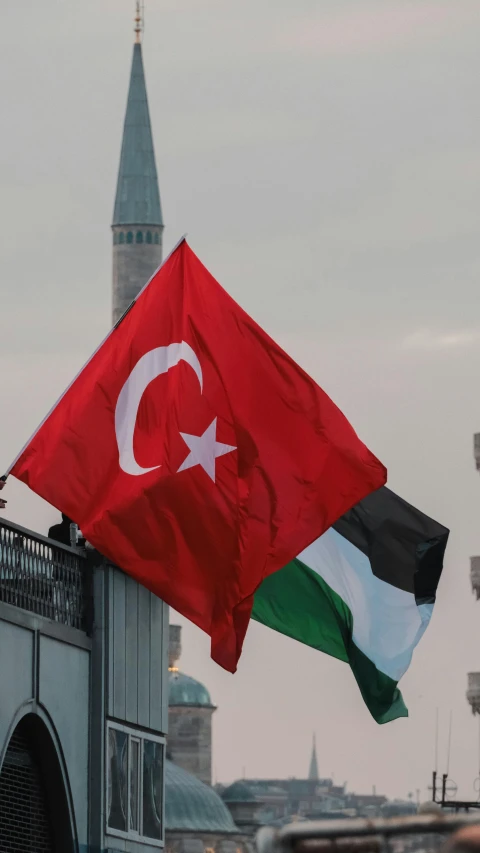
left=9, top=239, right=387, bottom=672
left=252, top=486, right=448, bottom=722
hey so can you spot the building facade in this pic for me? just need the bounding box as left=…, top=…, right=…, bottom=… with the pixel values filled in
left=0, top=517, right=169, bottom=853
left=467, top=433, right=480, bottom=713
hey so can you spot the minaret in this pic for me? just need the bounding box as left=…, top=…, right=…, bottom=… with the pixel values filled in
left=167, top=625, right=217, bottom=786
left=112, top=2, right=164, bottom=325
left=308, top=733, right=319, bottom=781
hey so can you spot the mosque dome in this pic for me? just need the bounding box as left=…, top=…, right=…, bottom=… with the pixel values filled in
left=165, top=760, right=238, bottom=833
left=222, top=782, right=256, bottom=804
left=168, top=670, right=214, bottom=707
left=168, top=624, right=214, bottom=707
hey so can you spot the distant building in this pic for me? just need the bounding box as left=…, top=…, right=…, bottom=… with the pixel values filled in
left=165, top=761, right=251, bottom=853
left=166, top=625, right=252, bottom=853
left=381, top=800, right=417, bottom=818
left=221, top=782, right=260, bottom=834
left=166, top=625, right=397, bottom=834
left=467, top=434, right=480, bottom=714
left=222, top=766, right=350, bottom=828
left=344, top=793, right=388, bottom=816
left=219, top=759, right=393, bottom=829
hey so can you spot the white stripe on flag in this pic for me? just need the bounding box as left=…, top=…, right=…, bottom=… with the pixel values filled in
left=298, top=529, right=433, bottom=681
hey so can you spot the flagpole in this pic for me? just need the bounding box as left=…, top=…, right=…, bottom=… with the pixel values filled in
left=3, top=234, right=188, bottom=479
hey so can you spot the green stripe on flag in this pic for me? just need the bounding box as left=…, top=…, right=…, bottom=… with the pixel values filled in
left=252, top=558, right=408, bottom=724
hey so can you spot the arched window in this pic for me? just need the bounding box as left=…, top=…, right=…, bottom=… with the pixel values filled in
left=136, top=231, right=143, bottom=244
left=0, top=714, right=75, bottom=852
left=119, top=232, right=125, bottom=244
left=126, top=231, right=133, bottom=244
left=153, top=233, right=159, bottom=245
left=146, top=231, right=152, bottom=244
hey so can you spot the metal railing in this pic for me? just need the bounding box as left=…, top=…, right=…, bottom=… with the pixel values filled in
left=256, top=813, right=480, bottom=853
left=0, top=518, right=92, bottom=632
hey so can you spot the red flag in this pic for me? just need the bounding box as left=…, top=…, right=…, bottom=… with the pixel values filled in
left=10, top=240, right=386, bottom=671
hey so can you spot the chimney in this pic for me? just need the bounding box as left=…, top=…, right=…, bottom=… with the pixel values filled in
left=169, top=624, right=182, bottom=671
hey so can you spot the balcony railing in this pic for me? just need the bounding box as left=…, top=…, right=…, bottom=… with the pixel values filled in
left=0, top=518, right=92, bottom=633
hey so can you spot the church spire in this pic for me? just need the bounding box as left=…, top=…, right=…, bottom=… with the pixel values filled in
left=308, top=733, right=319, bottom=781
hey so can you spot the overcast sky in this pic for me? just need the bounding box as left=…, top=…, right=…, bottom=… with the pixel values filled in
left=2, top=0, right=480, bottom=802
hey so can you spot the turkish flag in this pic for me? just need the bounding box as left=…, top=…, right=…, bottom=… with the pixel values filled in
left=10, top=240, right=386, bottom=671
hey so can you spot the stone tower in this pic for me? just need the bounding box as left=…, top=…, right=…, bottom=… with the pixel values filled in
left=167, top=624, right=216, bottom=786
left=112, top=21, right=164, bottom=325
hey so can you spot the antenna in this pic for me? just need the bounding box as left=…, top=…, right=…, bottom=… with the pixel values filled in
left=435, top=707, right=439, bottom=772
left=446, top=711, right=453, bottom=776
left=478, top=716, right=480, bottom=778
left=134, top=0, right=144, bottom=43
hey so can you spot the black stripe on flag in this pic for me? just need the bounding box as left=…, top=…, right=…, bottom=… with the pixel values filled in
left=332, top=486, right=449, bottom=604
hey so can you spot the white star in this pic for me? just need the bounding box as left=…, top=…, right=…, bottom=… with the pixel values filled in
left=177, top=419, right=236, bottom=483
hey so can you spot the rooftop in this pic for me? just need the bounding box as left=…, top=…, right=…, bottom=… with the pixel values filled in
left=168, top=670, right=215, bottom=708
left=168, top=624, right=215, bottom=708
left=222, top=782, right=257, bottom=804
left=165, top=760, right=238, bottom=833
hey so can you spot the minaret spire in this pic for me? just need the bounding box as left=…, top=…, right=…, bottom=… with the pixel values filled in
left=308, top=733, right=319, bottom=781
left=111, top=6, right=164, bottom=325
left=134, top=1, right=143, bottom=44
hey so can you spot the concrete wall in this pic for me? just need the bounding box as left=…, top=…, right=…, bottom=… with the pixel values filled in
left=112, top=228, right=163, bottom=324
left=0, top=547, right=169, bottom=853
left=0, top=601, right=91, bottom=851
left=167, top=706, right=214, bottom=787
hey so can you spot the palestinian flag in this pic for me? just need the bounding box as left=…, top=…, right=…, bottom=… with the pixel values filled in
left=252, top=487, right=449, bottom=723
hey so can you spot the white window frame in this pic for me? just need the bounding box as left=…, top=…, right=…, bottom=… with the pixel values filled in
left=106, top=720, right=165, bottom=848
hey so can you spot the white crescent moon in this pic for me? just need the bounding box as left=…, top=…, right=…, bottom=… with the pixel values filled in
left=115, top=341, right=203, bottom=476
